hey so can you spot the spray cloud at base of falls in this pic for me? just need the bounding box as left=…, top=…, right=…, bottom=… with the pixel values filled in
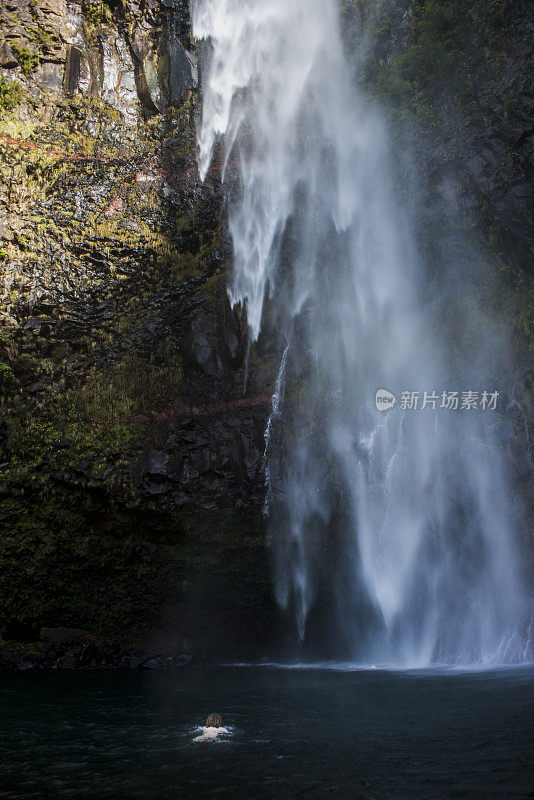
left=192, top=0, right=533, bottom=666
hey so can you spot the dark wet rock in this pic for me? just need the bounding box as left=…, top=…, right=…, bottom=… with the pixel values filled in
left=138, top=656, right=164, bottom=669
left=145, top=448, right=169, bottom=477
left=0, top=630, right=198, bottom=672
left=0, top=646, right=18, bottom=670
left=128, top=650, right=153, bottom=669
left=56, top=652, right=78, bottom=670
left=167, top=653, right=192, bottom=668
left=167, top=43, right=198, bottom=106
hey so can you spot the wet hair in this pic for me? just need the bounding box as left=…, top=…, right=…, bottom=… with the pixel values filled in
left=206, top=713, right=222, bottom=728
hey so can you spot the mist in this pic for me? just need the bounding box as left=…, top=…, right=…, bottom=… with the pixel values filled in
left=192, top=0, right=533, bottom=666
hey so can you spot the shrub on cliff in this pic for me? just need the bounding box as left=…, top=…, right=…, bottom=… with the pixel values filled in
left=0, top=78, right=22, bottom=112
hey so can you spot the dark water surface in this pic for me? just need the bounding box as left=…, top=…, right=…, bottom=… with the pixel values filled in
left=1, top=665, right=533, bottom=799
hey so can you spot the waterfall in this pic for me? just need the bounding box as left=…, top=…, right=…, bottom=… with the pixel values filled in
left=192, top=0, right=533, bottom=666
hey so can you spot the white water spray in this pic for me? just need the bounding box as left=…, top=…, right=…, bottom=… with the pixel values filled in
left=263, top=340, right=290, bottom=516
left=193, top=0, right=533, bottom=665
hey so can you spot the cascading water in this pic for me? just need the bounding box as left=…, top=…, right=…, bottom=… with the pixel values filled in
left=192, top=0, right=533, bottom=666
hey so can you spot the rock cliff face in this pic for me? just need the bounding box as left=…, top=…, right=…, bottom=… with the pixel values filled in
left=0, top=0, right=532, bottom=665
left=341, top=0, right=533, bottom=279
left=0, top=0, right=281, bottom=661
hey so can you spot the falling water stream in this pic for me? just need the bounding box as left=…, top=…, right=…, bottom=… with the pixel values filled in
left=192, top=0, right=533, bottom=666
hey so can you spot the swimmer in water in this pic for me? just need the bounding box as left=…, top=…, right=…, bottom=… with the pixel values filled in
left=193, top=714, right=230, bottom=742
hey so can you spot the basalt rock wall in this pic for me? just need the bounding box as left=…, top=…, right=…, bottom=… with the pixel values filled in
left=0, top=0, right=282, bottom=663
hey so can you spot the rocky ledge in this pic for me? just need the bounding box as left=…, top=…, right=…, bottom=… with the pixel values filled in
left=0, top=628, right=195, bottom=671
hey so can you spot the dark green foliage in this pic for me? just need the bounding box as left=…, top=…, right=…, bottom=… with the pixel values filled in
left=400, top=1, right=461, bottom=88
left=0, top=486, right=269, bottom=643
left=374, top=0, right=471, bottom=116
left=343, top=0, right=513, bottom=121
left=0, top=491, right=170, bottom=637
left=0, top=362, right=15, bottom=394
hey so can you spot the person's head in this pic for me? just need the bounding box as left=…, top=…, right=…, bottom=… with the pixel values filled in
left=206, top=713, right=222, bottom=728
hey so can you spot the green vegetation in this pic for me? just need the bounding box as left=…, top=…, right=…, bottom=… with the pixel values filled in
left=34, top=27, right=54, bottom=55
left=81, top=0, right=113, bottom=26
left=399, top=2, right=463, bottom=86
left=0, top=486, right=268, bottom=642
left=0, top=362, right=15, bottom=394
left=0, top=2, right=272, bottom=653
left=11, top=44, right=39, bottom=80
left=0, top=77, right=22, bottom=112
left=341, top=0, right=512, bottom=122
left=374, top=1, right=471, bottom=119
left=0, top=491, right=177, bottom=638
left=1, top=339, right=184, bottom=485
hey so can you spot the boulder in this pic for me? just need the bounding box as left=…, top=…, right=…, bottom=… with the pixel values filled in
left=0, top=41, right=18, bottom=68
